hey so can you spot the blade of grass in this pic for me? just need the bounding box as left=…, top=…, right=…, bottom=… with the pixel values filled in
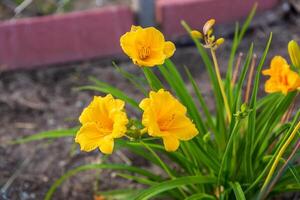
left=45, top=164, right=162, bottom=200
left=134, top=176, right=217, bottom=200
left=233, top=43, right=254, bottom=113
left=245, top=33, right=272, bottom=180
left=142, top=68, right=163, bottom=91
left=113, top=62, right=147, bottom=95
left=184, top=66, right=215, bottom=132
left=229, top=182, right=246, bottom=200
left=11, top=127, right=78, bottom=144
left=226, top=4, right=257, bottom=104
left=77, top=85, right=140, bottom=110
left=184, top=193, right=216, bottom=200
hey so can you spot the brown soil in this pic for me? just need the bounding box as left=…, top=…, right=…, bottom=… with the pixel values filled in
left=0, top=4, right=300, bottom=200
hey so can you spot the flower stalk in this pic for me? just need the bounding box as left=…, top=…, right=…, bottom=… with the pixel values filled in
left=210, top=49, right=232, bottom=122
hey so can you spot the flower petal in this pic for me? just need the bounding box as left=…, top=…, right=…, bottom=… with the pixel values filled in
left=75, top=123, right=103, bottom=152
left=112, top=112, right=129, bottom=138
left=120, top=31, right=138, bottom=59
left=164, top=41, right=176, bottom=58
left=163, top=137, right=180, bottom=152
left=138, top=27, right=165, bottom=49
left=130, top=25, right=142, bottom=32
left=99, top=138, right=114, bottom=154
left=167, top=114, right=199, bottom=140
left=264, top=79, right=280, bottom=94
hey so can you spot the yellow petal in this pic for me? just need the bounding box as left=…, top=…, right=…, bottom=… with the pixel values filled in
left=120, top=31, right=138, bottom=59
left=75, top=123, right=103, bottom=152
left=166, top=114, right=198, bottom=140
left=270, top=56, right=288, bottom=71
left=79, top=96, right=101, bottom=124
left=163, top=137, right=180, bottom=152
left=99, top=138, right=114, bottom=154
left=112, top=112, right=129, bottom=138
left=142, top=27, right=165, bottom=48
left=262, top=69, right=271, bottom=76
left=130, top=25, right=142, bottom=32
left=134, top=50, right=166, bottom=67
left=79, top=96, right=113, bottom=128
left=163, top=41, right=176, bottom=58
left=150, top=89, right=186, bottom=117
left=264, top=79, right=280, bottom=94
left=139, top=98, right=161, bottom=137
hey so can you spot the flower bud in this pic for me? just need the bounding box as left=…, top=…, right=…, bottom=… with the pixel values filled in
left=288, top=40, right=300, bottom=68
left=203, top=19, right=215, bottom=35
left=190, top=30, right=203, bottom=39
left=215, top=38, right=225, bottom=46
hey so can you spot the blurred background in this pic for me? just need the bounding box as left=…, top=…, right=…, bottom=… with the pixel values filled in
left=0, top=0, right=300, bottom=199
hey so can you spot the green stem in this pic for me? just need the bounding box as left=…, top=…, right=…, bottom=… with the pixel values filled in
left=210, top=49, right=232, bottom=122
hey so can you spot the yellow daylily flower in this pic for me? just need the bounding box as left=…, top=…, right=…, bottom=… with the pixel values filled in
left=120, top=25, right=176, bottom=67
left=288, top=40, right=300, bottom=68
left=262, top=56, right=300, bottom=95
left=139, top=89, right=198, bottom=151
left=75, top=94, right=128, bottom=154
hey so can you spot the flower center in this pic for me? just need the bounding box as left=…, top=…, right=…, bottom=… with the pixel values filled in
left=138, top=46, right=150, bottom=60
left=279, top=75, right=289, bottom=86
left=158, top=114, right=176, bottom=131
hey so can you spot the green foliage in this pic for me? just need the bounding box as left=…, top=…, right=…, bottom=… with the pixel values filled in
left=14, top=5, right=300, bottom=200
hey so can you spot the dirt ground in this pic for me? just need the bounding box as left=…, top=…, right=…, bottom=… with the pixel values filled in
left=1, top=4, right=300, bottom=200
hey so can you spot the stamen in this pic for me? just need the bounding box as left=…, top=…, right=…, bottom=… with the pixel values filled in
left=138, top=46, right=150, bottom=60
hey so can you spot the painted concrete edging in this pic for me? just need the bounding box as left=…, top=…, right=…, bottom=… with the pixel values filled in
left=0, top=6, right=133, bottom=70
left=0, top=0, right=280, bottom=70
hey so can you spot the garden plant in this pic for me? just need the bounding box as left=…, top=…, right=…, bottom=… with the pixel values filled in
left=15, top=6, right=300, bottom=200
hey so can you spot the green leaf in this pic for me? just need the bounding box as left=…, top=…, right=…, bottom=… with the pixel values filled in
left=96, top=189, right=137, bottom=200
left=113, top=62, right=147, bottom=95
left=218, top=119, right=241, bottom=185
left=226, top=3, right=257, bottom=90
left=133, top=176, right=217, bottom=200
left=233, top=43, right=253, bottom=112
left=184, top=193, right=216, bottom=200
left=77, top=76, right=140, bottom=110
left=11, top=128, right=78, bottom=144
left=45, top=164, right=161, bottom=200
left=142, top=68, right=163, bottom=91
left=245, top=32, right=272, bottom=180
left=184, top=66, right=216, bottom=134
left=229, top=182, right=246, bottom=200
left=116, top=173, right=156, bottom=186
